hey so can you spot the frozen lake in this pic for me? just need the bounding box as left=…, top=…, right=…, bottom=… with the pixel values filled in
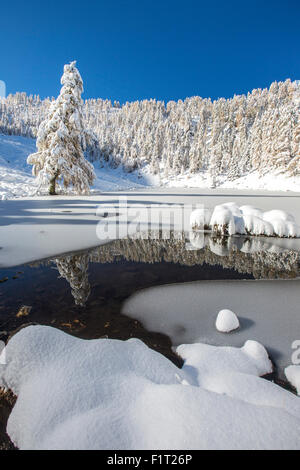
left=1, top=188, right=300, bottom=267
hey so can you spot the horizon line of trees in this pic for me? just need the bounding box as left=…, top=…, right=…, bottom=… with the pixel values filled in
left=0, top=78, right=299, bottom=181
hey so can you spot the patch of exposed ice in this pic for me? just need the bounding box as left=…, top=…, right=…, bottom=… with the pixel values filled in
left=285, top=366, right=300, bottom=395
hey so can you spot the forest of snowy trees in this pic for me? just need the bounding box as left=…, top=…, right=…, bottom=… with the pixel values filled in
left=0, top=79, right=299, bottom=181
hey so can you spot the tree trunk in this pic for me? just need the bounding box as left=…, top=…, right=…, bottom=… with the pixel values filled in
left=49, top=171, right=59, bottom=195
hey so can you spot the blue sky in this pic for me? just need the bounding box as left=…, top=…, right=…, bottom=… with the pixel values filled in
left=0, top=0, right=299, bottom=103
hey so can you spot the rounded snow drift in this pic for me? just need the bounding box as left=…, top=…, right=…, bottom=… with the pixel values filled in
left=216, top=309, right=240, bottom=333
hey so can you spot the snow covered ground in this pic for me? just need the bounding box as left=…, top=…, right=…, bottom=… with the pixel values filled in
left=1, top=134, right=300, bottom=200
left=122, top=279, right=300, bottom=379
left=1, top=324, right=300, bottom=450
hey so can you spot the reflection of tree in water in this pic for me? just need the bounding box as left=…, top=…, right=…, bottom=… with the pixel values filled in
left=55, top=253, right=90, bottom=306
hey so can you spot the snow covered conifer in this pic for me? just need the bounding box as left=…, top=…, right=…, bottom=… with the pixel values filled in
left=27, top=61, right=96, bottom=195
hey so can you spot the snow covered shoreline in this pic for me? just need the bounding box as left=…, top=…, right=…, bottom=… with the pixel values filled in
left=1, top=188, right=300, bottom=268
left=1, top=325, right=300, bottom=450
left=122, top=279, right=300, bottom=379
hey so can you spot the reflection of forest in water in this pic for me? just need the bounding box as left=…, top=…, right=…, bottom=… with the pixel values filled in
left=52, top=232, right=300, bottom=307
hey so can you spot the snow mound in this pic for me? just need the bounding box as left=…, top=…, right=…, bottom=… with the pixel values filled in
left=190, top=208, right=212, bottom=230
left=1, top=325, right=300, bottom=450
left=285, top=366, right=300, bottom=395
left=216, top=309, right=240, bottom=333
left=243, top=214, right=274, bottom=236
left=190, top=203, right=300, bottom=238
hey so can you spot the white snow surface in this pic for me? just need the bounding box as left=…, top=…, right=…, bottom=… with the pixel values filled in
left=1, top=189, right=300, bottom=268
left=285, top=366, right=300, bottom=395
left=122, top=279, right=300, bottom=379
left=1, top=325, right=300, bottom=450
left=215, top=309, right=240, bottom=333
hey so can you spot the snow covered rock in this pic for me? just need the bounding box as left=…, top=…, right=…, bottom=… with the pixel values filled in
left=1, top=325, right=300, bottom=450
left=177, top=340, right=272, bottom=382
left=243, top=214, right=274, bottom=236
left=221, top=202, right=242, bottom=217
left=271, top=219, right=300, bottom=238
left=216, top=309, right=240, bottom=333
left=285, top=366, right=300, bottom=395
left=263, top=210, right=296, bottom=224
left=209, top=237, right=230, bottom=257
left=210, top=205, right=236, bottom=235
left=262, top=210, right=300, bottom=237
left=285, top=221, right=300, bottom=238
left=187, top=231, right=205, bottom=250
left=190, top=208, right=212, bottom=230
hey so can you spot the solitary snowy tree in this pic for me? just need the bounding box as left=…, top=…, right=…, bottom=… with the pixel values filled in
left=27, top=61, right=96, bottom=195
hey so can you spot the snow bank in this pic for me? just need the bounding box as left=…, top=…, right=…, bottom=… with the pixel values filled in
left=285, top=366, right=300, bottom=395
left=190, top=203, right=300, bottom=238
left=177, top=340, right=272, bottom=383
left=243, top=214, right=274, bottom=236
left=263, top=210, right=296, bottom=223
left=216, top=309, right=240, bottom=333
left=210, top=205, right=236, bottom=235
left=1, top=325, right=300, bottom=450
left=239, top=205, right=263, bottom=218
left=122, top=279, right=300, bottom=378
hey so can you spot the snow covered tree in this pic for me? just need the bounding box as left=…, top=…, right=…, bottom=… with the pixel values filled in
left=27, top=61, right=95, bottom=195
